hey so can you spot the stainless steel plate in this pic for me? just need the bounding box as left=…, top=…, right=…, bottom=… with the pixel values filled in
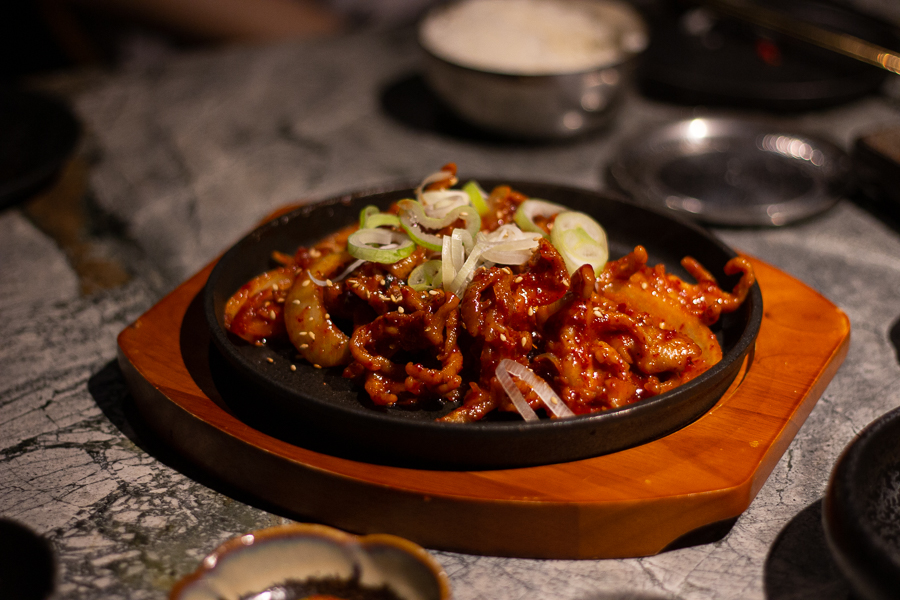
left=608, top=117, right=851, bottom=226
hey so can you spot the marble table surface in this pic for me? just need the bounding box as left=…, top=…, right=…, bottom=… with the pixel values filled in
left=3, top=25, right=900, bottom=600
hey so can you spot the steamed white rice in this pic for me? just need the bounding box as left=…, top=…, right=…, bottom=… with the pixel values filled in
left=419, top=0, right=646, bottom=75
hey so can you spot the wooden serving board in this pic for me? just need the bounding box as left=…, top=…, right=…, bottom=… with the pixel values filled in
left=118, top=249, right=849, bottom=559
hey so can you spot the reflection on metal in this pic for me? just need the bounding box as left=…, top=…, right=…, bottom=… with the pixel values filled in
left=759, top=134, right=826, bottom=166
left=688, top=118, right=709, bottom=140
left=608, top=117, right=851, bottom=226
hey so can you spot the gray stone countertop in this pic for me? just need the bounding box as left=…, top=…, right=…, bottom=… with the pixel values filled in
left=3, top=26, right=900, bottom=600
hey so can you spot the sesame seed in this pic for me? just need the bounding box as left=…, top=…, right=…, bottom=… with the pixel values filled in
left=429, top=290, right=439, bottom=296
left=292, top=299, right=301, bottom=305
left=302, top=280, right=311, bottom=287
left=326, top=279, right=333, bottom=287
left=268, top=310, right=277, bottom=320
left=515, top=276, right=523, bottom=283
left=272, top=284, right=279, bottom=292
left=500, top=333, right=507, bottom=342
left=528, top=307, right=534, bottom=316
left=641, top=282, right=648, bottom=289
left=521, top=338, right=528, bottom=348
left=298, top=331, right=308, bottom=336
left=266, top=357, right=274, bottom=363
left=313, top=364, right=322, bottom=369
left=290, top=364, right=297, bottom=371
left=324, top=313, right=330, bottom=320
left=551, top=398, right=558, bottom=405
left=308, top=332, right=316, bottom=340
left=398, top=307, right=405, bottom=313
left=300, top=344, right=309, bottom=349
left=276, top=297, right=285, bottom=303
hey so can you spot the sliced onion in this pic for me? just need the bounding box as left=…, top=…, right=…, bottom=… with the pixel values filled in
left=451, top=227, right=473, bottom=256
left=417, top=167, right=457, bottom=193
left=448, top=241, right=487, bottom=297
left=421, top=190, right=470, bottom=218
left=307, top=271, right=329, bottom=287
left=549, top=211, right=609, bottom=275
left=347, top=228, right=416, bottom=264
left=481, top=237, right=540, bottom=264
left=463, top=180, right=490, bottom=215
left=514, top=199, right=565, bottom=236
left=399, top=199, right=481, bottom=233
left=441, top=233, right=456, bottom=288
left=307, top=258, right=366, bottom=286
left=495, top=359, right=539, bottom=422
left=496, top=359, right=575, bottom=420
left=408, top=260, right=443, bottom=291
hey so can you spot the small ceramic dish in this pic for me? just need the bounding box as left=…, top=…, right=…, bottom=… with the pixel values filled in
left=170, top=523, right=451, bottom=600
left=822, top=406, right=900, bottom=600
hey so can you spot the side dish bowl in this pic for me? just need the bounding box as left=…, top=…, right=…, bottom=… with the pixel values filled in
left=203, top=181, right=762, bottom=469
left=170, top=523, right=450, bottom=600
left=418, top=0, right=648, bottom=139
left=823, top=406, right=900, bottom=600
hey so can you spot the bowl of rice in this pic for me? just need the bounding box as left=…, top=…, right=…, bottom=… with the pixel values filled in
left=418, top=0, right=648, bottom=139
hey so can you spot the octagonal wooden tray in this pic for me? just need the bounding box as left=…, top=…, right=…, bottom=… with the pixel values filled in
left=117, top=228, right=849, bottom=559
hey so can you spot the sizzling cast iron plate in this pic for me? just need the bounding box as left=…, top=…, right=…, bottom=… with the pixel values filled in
left=204, top=182, right=762, bottom=469
left=608, top=117, right=851, bottom=226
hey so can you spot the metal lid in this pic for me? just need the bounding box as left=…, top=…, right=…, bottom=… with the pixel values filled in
left=608, top=116, right=851, bottom=226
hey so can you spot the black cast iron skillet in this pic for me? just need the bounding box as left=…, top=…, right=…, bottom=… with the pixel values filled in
left=204, top=181, right=762, bottom=469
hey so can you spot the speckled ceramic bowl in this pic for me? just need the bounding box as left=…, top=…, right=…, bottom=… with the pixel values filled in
left=170, top=523, right=451, bottom=600
left=823, top=406, right=900, bottom=600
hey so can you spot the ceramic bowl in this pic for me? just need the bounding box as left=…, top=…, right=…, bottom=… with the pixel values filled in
left=170, top=523, right=451, bottom=600
left=822, top=406, right=900, bottom=600
left=418, top=0, right=648, bottom=139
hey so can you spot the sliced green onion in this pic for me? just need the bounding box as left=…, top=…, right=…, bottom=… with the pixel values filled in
left=360, top=205, right=401, bottom=229
left=402, top=219, right=443, bottom=251
left=463, top=180, right=490, bottom=215
left=360, top=205, right=379, bottom=228
left=408, top=260, right=443, bottom=291
left=399, top=200, right=481, bottom=252
left=549, top=211, right=608, bottom=275
left=514, top=199, right=565, bottom=237
left=347, top=228, right=415, bottom=264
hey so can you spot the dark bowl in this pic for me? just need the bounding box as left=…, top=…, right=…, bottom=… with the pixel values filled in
left=203, top=181, right=762, bottom=469
left=823, top=406, right=900, bottom=600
